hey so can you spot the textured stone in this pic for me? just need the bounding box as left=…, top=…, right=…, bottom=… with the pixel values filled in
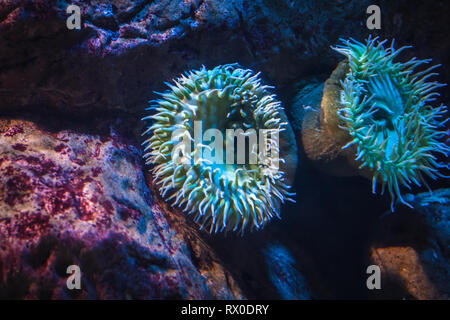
left=291, top=61, right=362, bottom=177
left=0, top=118, right=243, bottom=299
left=263, top=243, right=312, bottom=300
left=368, top=189, right=450, bottom=300
left=404, top=189, right=450, bottom=257
left=1, top=0, right=448, bottom=116
left=370, top=246, right=445, bottom=300
left=0, top=0, right=376, bottom=115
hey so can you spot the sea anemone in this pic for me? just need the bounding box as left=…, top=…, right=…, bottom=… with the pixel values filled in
left=142, top=64, right=296, bottom=234
left=332, top=37, right=449, bottom=209
left=297, top=37, right=448, bottom=210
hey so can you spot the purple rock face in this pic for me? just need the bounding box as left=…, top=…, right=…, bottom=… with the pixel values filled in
left=0, top=119, right=242, bottom=299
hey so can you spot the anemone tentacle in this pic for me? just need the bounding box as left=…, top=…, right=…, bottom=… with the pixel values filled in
left=142, top=64, right=295, bottom=234
left=333, top=37, right=449, bottom=210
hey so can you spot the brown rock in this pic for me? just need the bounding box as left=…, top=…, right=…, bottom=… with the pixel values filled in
left=370, top=246, right=444, bottom=300
left=295, top=61, right=360, bottom=176
left=368, top=189, right=450, bottom=300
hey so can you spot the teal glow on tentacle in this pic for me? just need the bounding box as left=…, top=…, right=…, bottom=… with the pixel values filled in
left=333, top=37, right=449, bottom=210
left=142, top=64, right=295, bottom=234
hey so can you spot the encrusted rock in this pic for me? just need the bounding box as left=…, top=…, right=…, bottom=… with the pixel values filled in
left=0, top=0, right=374, bottom=114
left=0, top=119, right=243, bottom=299
left=368, top=189, right=450, bottom=300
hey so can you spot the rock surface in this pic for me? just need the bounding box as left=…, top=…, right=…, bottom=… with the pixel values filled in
left=0, top=118, right=243, bottom=299
left=368, top=189, right=450, bottom=300
left=291, top=61, right=363, bottom=177
left=0, top=0, right=379, bottom=115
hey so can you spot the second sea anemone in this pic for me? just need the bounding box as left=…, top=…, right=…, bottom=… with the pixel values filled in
left=300, top=37, right=448, bottom=210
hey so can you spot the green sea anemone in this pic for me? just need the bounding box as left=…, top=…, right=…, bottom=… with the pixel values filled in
left=332, top=37, right=449, bottom=209
left=142, top=64, right=296, bottom=234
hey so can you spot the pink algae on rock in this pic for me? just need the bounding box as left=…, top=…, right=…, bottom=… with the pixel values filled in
left=0, top=119, right=243, bottom=299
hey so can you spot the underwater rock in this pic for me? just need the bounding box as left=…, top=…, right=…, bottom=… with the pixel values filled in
left=368, top=189, right=450, bottom=300
left=0, top=0, right=375, bottom=114
left=263, top=243, right=312, bottom=300
left=0, top=119, right=243, bottom=299
left=292, top=62, right=361, bottom=177
left=205, top=233, right=325, bottom=299
left=369, top=246, right=446, bottom=300
left=404, top=188, right=450, bottom=255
